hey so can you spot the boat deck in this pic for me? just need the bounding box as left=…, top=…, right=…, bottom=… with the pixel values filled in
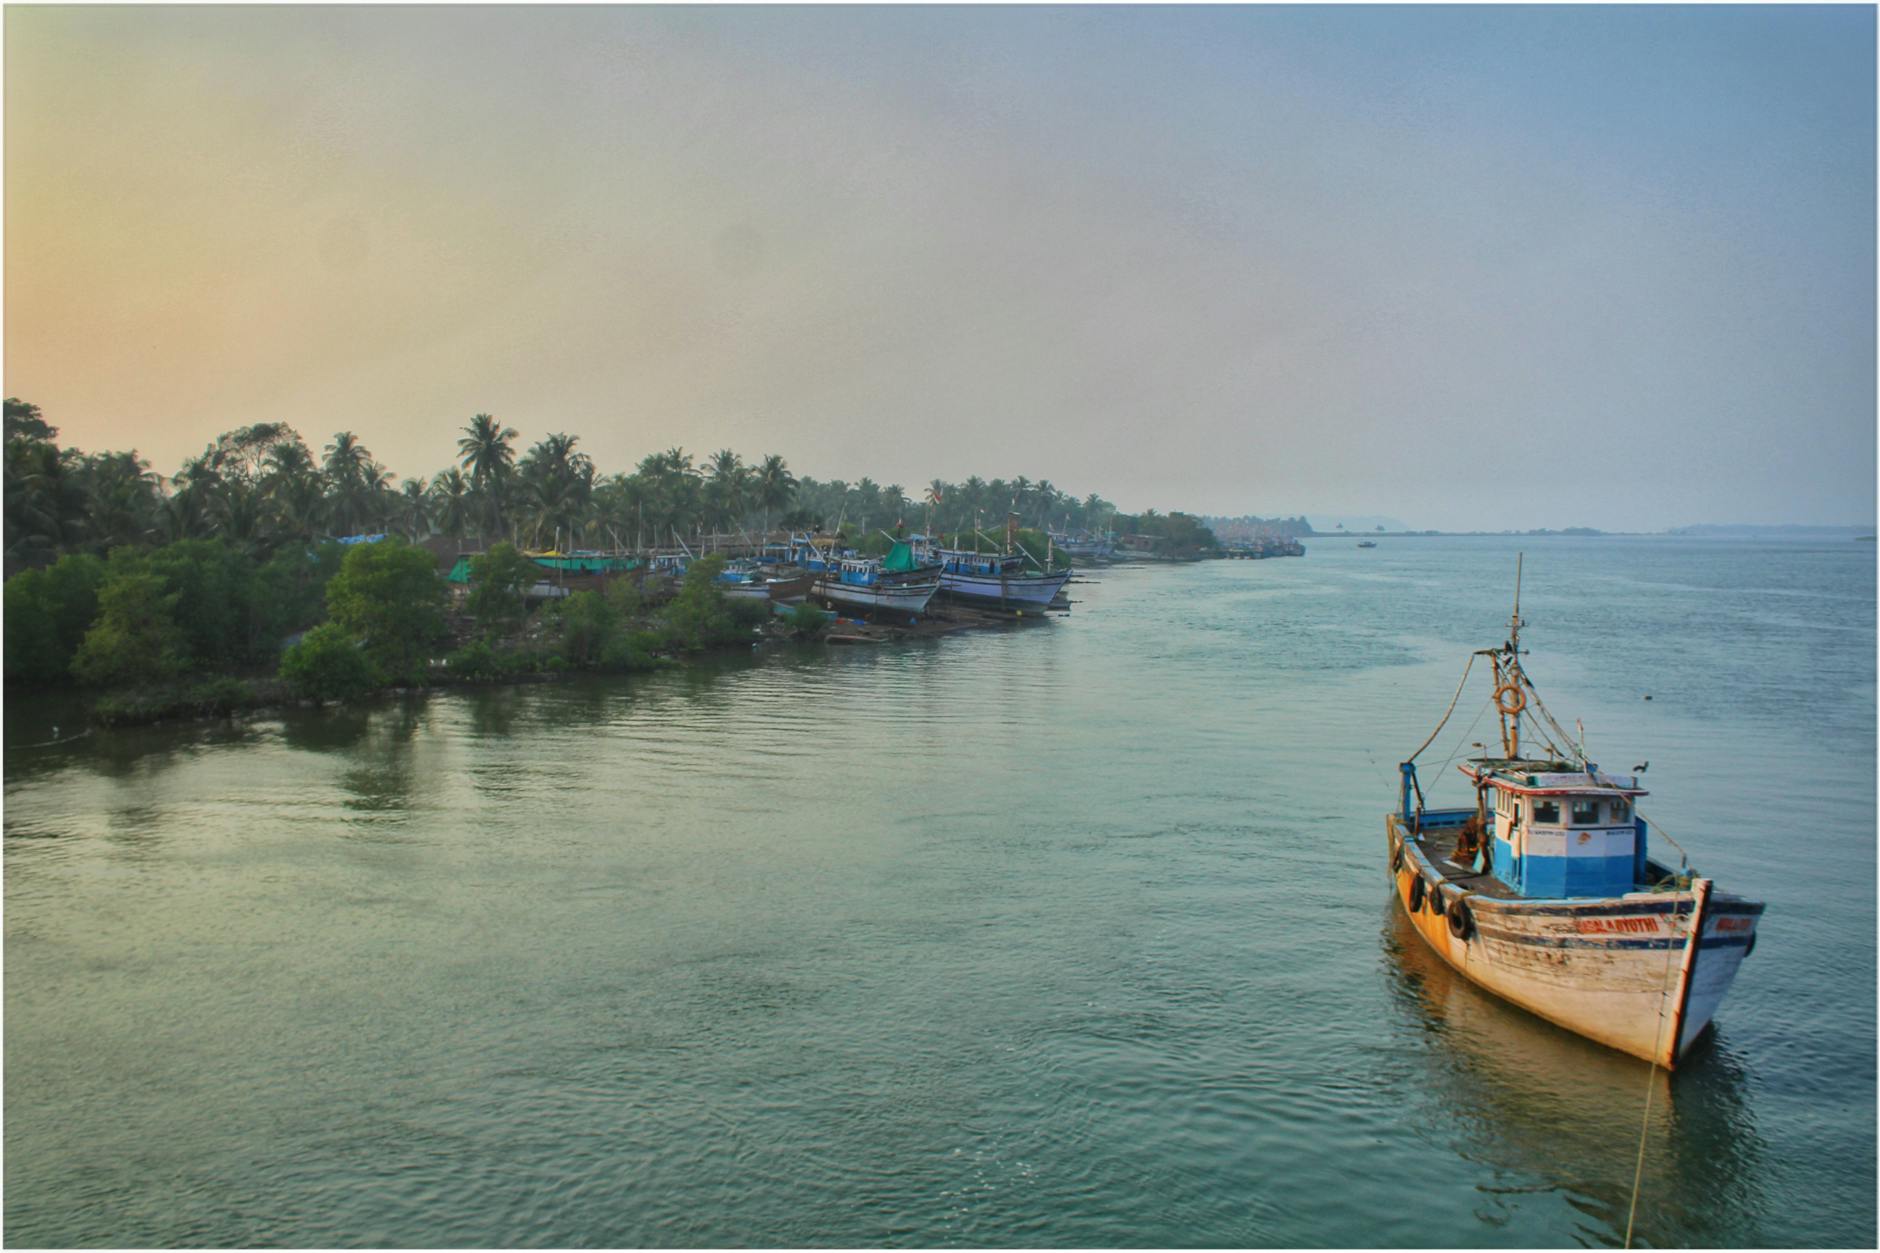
left=1411, top=826, right=1523, bottom=900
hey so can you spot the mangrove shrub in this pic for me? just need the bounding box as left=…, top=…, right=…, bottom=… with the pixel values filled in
left=280, top=623, right=380, bottom=704
left=466, top=542, right=535, bottom=637
left=325, top=540, right=446, bottom=684
left=71, top=570, right=187, bottom=686
left=4, top=552, right=106, bottom=682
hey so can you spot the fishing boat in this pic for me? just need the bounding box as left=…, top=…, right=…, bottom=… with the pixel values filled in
left=1387, top=560, right=1762, bottom=1069
left=1049, top=530, right=1114, bottom=560
left=914, top=539, right=1071, bottom=611
left=1357, top=540, right=1378, bottom=548
left=811, top=556, right=938, bottom=618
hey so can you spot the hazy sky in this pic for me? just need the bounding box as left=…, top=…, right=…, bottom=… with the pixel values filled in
left=6, top=5, right=1874, bottom=530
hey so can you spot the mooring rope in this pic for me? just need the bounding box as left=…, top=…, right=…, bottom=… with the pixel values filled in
left=12, top=727, right=93, bottom=750
left=1625, top=892, right=1692, bottom=1248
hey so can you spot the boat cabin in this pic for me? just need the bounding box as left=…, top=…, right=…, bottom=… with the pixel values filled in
left=835, top=558, right=885, bottom=587
left=1460, top=760, right=1648, bottom=898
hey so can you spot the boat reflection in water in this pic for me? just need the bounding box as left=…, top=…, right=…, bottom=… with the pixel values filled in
left=1380, top=905, right=1769, bottom=1248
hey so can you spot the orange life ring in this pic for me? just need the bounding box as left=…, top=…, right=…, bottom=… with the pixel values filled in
left=1494, top=682, right=1527, bottom=716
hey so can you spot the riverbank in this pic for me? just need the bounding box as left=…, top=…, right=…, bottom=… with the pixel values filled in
left=34, top=587, right=1067, bottom=730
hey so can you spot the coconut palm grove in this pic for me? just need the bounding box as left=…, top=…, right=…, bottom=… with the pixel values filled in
left=3, top=398, right=1219, bottom=716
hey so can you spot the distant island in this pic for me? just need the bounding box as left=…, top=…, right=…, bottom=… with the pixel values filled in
left=1665, top=523, right=1874, bottom=539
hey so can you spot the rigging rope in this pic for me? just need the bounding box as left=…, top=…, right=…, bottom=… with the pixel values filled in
left=1432, top=697, right=1494, bottom=786
left=1406, top=653, right=1476, bottom=763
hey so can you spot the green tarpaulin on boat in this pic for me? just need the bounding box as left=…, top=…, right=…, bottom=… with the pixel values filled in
left=882, top=541, right=917, bottom=572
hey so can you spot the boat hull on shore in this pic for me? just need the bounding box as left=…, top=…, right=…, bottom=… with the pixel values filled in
left=813, top=576, right=939, bottom=617
left=1385, top=810, right=1761, bottom=1068
left=935, top=566, right=1070, bottom=610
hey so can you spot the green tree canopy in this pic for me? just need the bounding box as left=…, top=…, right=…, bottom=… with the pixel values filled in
left=325, top=540, right=446, bottom=683
left=72, top=569, right=186, bottom=686
left=465, top=542, right=535, bottom=637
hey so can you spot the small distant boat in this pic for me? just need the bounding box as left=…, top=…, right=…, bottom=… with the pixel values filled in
left=1357, top=540, right=1378, bottom=548
left=1388, top=558, right=1762, bottom=1069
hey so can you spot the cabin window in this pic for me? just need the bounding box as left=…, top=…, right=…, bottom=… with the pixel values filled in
left=1570, top=799, right=1602, bottom=826
left=1612, top=799, right=1631, bottom=822
left=1531, top=800, right=1560, bottom=825
left=1512, top=801, right=1523, bottom=828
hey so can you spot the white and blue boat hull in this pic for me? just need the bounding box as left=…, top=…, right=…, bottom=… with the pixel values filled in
left=813, top=576, right=939, bottom=616
left=1386, top=811, right=1762, bottom=1068
left=936, top=566, right=1070, bottom=609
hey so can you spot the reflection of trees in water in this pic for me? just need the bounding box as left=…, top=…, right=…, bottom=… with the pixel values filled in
left=465, top=685, right=522, bottom=739
left=282, top=696, right=429, bottom=818
left=1379, top=903, right=1767, bottom=1247
left=8, top=713, right=259, bottom=792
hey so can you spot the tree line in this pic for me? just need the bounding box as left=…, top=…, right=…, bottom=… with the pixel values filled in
left=4, top=398, right=1142, bottom=576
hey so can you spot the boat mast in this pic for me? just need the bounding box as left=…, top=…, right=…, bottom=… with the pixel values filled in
left=1496, top=553, right=1524, bottom=759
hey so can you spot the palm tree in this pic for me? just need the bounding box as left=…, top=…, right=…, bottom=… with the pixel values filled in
left=5, top=435, right=86, bottom=568
left=516, top=433, right=594, bottom=547
left=399, top=478, right=433, bottom=541
left=429, top=469, right=473, bottom=541
left=458, top=413, right=519, bottom=540
left=76, top=451, right=161, bottom=551
left=1011, top=476, right=1032, bottom=523
left=882, top=484, right=908, bottom=529
left=753, top=453, right=796, bottom=543
left=704, top=449, right=748, bottom=540
left=1030, top=479, right=1057, bottom=529
left=960, top=476, right=987, bottom=519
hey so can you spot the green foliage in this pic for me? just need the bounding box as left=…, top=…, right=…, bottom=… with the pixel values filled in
left=279, top=623, right=380, bottom=704
left=556, top=590, right=613, bottom=667
left=726, top=596, right=770, bottom=631
left=91, top=676, right=268, bottom=726
left=660, top=555, right=735, bottom=652
left=4, top=552, right=106, bottom=681
left=598, top=630, right=659, bottom=673
left=1114, top=510, right=1219, bottom=554
left=784, top=601, right=831, bottom=638
left=325, top=539, right=446, bottom=684
left=252, top=541, right=345, bottom=649
left=140, top=539, right=260, bottom=669
left=71, top=570, right=186, bottom=686
left=465, top=542, right=534, bottom=637
left=604, top=574, right=644, bottom=618
left=446, top=638, right=507, bottom=680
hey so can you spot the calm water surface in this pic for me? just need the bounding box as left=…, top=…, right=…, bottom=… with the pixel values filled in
left=5, top=536, right=1874, bottom=1247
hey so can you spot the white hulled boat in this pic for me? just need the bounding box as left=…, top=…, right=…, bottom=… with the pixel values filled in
left=1388, top=560, right=1763, bottom=1069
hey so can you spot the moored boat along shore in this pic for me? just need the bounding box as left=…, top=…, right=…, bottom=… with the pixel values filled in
left=19, top=540, right=1094, bottom=729
left=5, top=403, right=1259, bottom=729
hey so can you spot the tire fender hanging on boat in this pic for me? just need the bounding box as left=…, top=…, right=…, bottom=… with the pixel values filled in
left=1447, top=896, right=1474, bottom=941
left=1391, top=843, right=1405, bottom=873
left=1428, top=879, right=1446, bottom=917
left=1407, top=875, right=1425, bottom=913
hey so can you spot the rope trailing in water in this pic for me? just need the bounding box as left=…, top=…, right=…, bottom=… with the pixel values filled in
left=1625, top=892, right=1693, bottom=1248
left=13, top=727, right=93, bottom=750
left=1407, top=653, right=1476, bottom=763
